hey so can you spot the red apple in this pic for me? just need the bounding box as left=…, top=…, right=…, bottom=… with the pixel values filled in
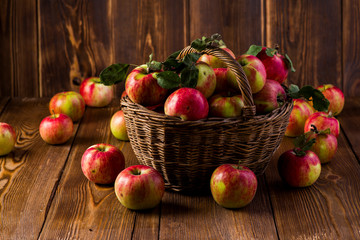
left=235, top=54, right=267, bottom=93
left=125, top=64, right=168, bottom=106
left=114, top=165, right=165, bottom=210
left=121, top=90, right=127, bottom=99
left=253, top=79, right=287, bottom=114
left=256, top=47, right=290, bottom=84
left=307, top=125, right=338, bottom=164
left=304, top=112, right=340, bottom=138
left=285, top=99, right=315, bottom=137
left=316, top=84, right=345, bottom=116
left=0, top=122, right=16, bottom=156
left=197, top=46, right=236, bottom=69
left=210, top=164, right=258, bottom=208
left=208, top=92, right=244, bottom=118
left=278, top=149, right=321, bottom=187
left=110, top=110, right=129, bottom=141
left=80, top=77, right=114, bottom=107
left=164, top=87, right=209, bottom=121
left=213, top=68, right=233, bottom=93
left=81, top=143, right=125, bottom=184
left=39, top=113, right=73, bottom=145
left=49, top=91, right=85, bottom=122
left=193, top=62, right=216, bottom=98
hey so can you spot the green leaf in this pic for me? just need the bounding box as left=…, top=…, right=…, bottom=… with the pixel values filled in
left=293, top=133, right=316, bottom=157
left=288, top=85, right=330, bottom=112
left=265, top=47, right=277, bottom=57
left=182, top=52, right=201, bottom=67
left=146, top=53, right=162, bottom=72
left=190, top=33, right=224, bottom=51
left=285, top=53, right=296, bottom=72
left=191, top=38, right=207, bottom=51
left=155, top=71, right=181, bottom=89
left=163, top=50, right=183, bottom=72
left=288, top=84, right=300, bottom=98
left=99, top=63, right=130, bottom=85
left=246, top=45, right=263, bottom=56
left=181, top=65, right=198, bottom=88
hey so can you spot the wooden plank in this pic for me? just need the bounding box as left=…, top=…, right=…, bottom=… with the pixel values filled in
left=159, top=176, right=278, bottom=239
left=38, top=0, right=114, bottom=97
left=343, top=0, right=360, bottom=97
left=338, top=97, right=360, bottom=159
left=189, top=0, right=263, bottom=56
left=0, top=0, right=38, bottom=97
left=265, top=134, right=360, bottom=239
left=39, top=100, right=147, bottom=239
left=0, top=97, right=10, bottom=114
left=0, top=98, right=79, bottom=239
left=265, top=0, right=342, bottom=88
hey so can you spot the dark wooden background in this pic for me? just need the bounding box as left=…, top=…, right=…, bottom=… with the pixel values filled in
left=1, top=0, right=359, bottom=98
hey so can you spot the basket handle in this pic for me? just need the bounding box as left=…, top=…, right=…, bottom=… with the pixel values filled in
left=177, top=46, right=256, bottom=117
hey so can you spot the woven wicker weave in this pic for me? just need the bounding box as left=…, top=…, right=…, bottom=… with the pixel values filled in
left=121, top=45, right=293, bottom=192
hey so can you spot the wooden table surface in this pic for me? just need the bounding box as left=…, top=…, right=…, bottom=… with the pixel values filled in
left=1, top=97, right=359, bottom=240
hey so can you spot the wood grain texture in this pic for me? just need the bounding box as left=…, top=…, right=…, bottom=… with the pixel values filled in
left=0, top=98, right=79, bottom=239
left=39, top=100, right=142, bottom=239
left=0, top=0, right=38, bottom=97
left=265, top=135, right=360, bottom=239
left=343, top=0, right=360, bottom=97
left=159, top=176, right=278, bottom=240
left=265, top=0, right=342, bottom=88
left=0, top=97, right=10, bottom=114
left=189, top=0, right=263, bottom=56
left=338, top=97, right=360, bottom=159
left=38, top=0, right=114, bottom=97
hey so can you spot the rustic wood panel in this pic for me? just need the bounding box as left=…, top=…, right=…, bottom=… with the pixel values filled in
left=338, top=97, right=360, bottom=160
left=39, top=101, right=142, bottom=239
left=0, top=0, right=38, bottom=97
left=189, top=0, right=263, bottom=56
left=0, top=97, right=10, bottom=114
left=343, top=0, right=360, bottom=97
left=0, top=98, right=79, bottom=239
left=38, top=0, right=114, bottom=97
left=265, top=0, right=342, bottom=89
left=159, top=176, right=278, bottom=240
left=265, top=134, right=360, bottom=239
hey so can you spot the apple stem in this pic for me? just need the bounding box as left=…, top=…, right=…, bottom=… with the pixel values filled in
left=274, top=44, right=280, bottom=53
left=310, top=124, right=319, bottom=134
left=51, top=109, right=56, bottom=118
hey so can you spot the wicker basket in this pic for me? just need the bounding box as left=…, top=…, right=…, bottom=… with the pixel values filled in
left=121, top=45, right=293, bottom=192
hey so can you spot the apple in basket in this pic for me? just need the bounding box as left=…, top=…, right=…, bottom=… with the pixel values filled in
left=81, top=143, right=125, bottom=184
left=210, top=164, right=258, bottom=208
left=208, top=92, right=244, bottom=118
left=110, top=110, right=129, bottom=141
left=0, top=122, right=16, bottom=156
left=197, top=46, right=236, bottom=69
left=125, top=64, right=168, bottom=106
left=193, top=62, right=217, bottom=98
left=285, top=99, right=315, bottom=137
left=114, top=165, right=165, bottom=210
left=213, top=68, right=234, bottom=93
left=39, top=113, right=74, bottom=145
left=164, top=87, right=209, bottom=121
left=304, top=112, right=340, bottom=138
left=49, top=91, right=85, bottom=122
left=316, top=84, right=345, bottom=116
left=80, top=77, right=114, bottom=107
left=253, top=79, right=287, bottom=114
left=234, top=54, right=267, bottom=94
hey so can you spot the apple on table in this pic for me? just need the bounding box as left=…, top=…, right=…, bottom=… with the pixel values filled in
left=0, top=122, right=16, bottom=156
left=304, top=111, right=340, bottom=138
left=39, top=113, right=74, bottom=145
left=316, top=84, right=345, bottom=116
left=80, top=77, right=115, bottom=107
left=114, top=165, right=165, bottom=210
left=285, top=99, right=315, bottom=137
left=49, top=91, right=85, bottom=122
left=110, top=110, right=129, bottom=141
left=81, top=143, right=125, bottom=184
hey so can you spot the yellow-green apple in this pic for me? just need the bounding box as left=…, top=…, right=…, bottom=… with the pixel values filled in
left=114, top=165, right=165, bottom=210
left=210, top=164, right=258, bottom=208
left=164, top=87, right=209, bottom=121
left=0, top=122, right=16, bottom=156
left=80, top=77, right=114, bottom=107
left=125, top=64, right=168, bottom=106
left=213, top=68, right=233, bottom=93
left=235, top=54, right=267, bottom=93
left=278, top=148, right=321, bottom=187
left=316, top=84, right=345, bottom=116
left=304, top=112, right=340, bottom=138
left=49, top=91, right=85, bottom=122
left=81, top=143, right=125, bottom=184
left=193, top=62, right=216, bottom=98
left=285, top=99, right=315, bottom=137
left=256, top=47, right=290, bottom=84
left=253, top=79, right=287, bottom=114
left=197, top=46, right=236, bottom=68
left=39, top=113, right=73, bottom=145
left=307, top=125, right=338, bottom=164
left=110, top=110, right=129, bottom=141
left=208, top=92, right=244, bottom=118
